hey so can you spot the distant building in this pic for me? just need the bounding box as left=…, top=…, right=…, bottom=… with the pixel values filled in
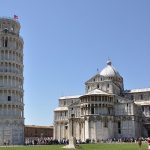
left=25, top=125, right=53, bottom=138
left=0, top=17, right=24, bottom=145
left=54, top=60, right=150, bottom=142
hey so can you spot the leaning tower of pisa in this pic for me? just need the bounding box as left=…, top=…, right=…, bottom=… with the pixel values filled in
left=0, top=17, right=24, bottom=145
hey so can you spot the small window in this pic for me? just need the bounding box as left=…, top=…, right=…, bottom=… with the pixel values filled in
left=108, top=108, right=110, bottom=115
left=118, top=121, right=121, bottom=134
left=71, top=114, right=75, bottom=118
left=4, top=38, right=8, bottom=47
left=91, top=106, right=94, bottom=114
left=97, top=84, right=99, bottom=88
left=142, top=106, right=144, bottom=112
left=93, top=78, right=95, bottom=82
left=107, top=84, right=109, bottom=88
left=8, top=96, right=11, bottom=101
left=140, top=94, right=143, bottom=100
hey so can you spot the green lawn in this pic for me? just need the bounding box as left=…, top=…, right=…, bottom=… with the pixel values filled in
left=0, top=143, right=148, bottom=150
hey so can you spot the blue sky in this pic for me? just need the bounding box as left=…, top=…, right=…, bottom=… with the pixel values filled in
left=1, top=0, right=150, bottom=125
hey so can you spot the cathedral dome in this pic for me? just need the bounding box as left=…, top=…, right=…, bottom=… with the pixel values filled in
left=100, top=60, right=121, bottom=77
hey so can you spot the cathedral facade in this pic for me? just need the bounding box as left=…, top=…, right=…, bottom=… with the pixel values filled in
left=54, top=61, right=150, bottom=142
left=0, top=17, right=24, bottom=145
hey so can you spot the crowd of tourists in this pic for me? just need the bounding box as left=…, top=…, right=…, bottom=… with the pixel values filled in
left=25, top=137, right=69, bottom=145
left=25, top=137, right=148, bottom=145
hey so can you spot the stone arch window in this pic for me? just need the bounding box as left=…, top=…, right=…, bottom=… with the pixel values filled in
left=64, top=111, right=67, bottom=116
left=5, top=63, right=7, bottom=72
left=91, top=105, right=94, bottom=114
left=8, top=62, right=11, bottom=72
left=118, top=121, right=121, bottom=134
left=142, top=106, right=144, bottom=112
left=4, top=37, right=8, bottom=47
left=97, top=84, right=99, bottom=89
left=107, top=84, right=109, bottom=88
left=102, top=96, right=104, bottom=101
left=8, top=96, right=11, bottom=101
left=108, top=108, right=111, bottom=115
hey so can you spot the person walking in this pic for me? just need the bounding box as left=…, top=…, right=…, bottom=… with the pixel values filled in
left=147, top=137, right=150, bottom=150
left=138, top=138, right=142, bottom=148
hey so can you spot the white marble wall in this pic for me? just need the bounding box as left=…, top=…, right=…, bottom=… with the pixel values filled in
left=0, top=124, right=24, bottom=145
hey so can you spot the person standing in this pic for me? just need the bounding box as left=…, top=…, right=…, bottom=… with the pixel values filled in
left=138, top=138, right=142, bottom=148
left=147, top=137, right=150, bottom=150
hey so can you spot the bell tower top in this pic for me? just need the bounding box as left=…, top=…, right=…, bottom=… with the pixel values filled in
left=0, top=17, right=20, bottom=35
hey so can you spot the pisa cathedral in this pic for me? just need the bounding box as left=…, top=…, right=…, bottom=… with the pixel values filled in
left=54, top=60, right=150, bottom=142
left=0, top=17, right=24, bottom=145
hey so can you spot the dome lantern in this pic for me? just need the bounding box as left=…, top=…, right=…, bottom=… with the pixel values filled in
left=107, top=60, right=112, bottom=66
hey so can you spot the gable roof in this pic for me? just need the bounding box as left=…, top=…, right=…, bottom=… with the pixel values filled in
left=80, top=89, right=113, bottom=98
